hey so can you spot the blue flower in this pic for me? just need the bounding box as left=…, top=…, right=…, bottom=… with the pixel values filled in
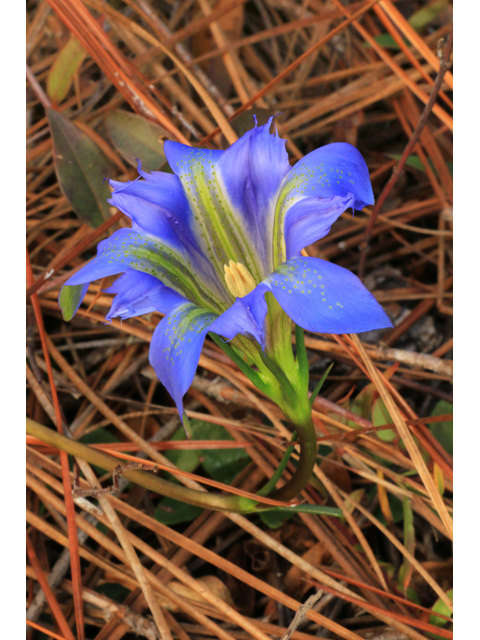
left=60, top=118, right=392, bottom=422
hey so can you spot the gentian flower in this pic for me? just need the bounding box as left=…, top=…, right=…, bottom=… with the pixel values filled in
left=60, top=117, right=392, bottom=426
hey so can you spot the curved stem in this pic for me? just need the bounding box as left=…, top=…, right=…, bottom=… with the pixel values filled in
left=268, top=412, right=318, bottom=502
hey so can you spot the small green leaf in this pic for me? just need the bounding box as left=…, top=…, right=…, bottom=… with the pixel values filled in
left=155, top=497, right=203, bottom=525
left=409, top=0, right=448, bottom=32
left=104, top=110, right=168, bottom=172
left=373, top=33, right=401, bottom=50
left=310, top=363, right=334, bottom=408
left=164, top=427, right=201, bottom=475
left=192, top=422, right=250, bottom=484
left=166, top=420, right=251, bottom=485
left=372, top=398, right=396, bottom=441
left=47, top=36, right=87, bottom=104
left=399, top=497, right=415, bottom=592
left=372, top=490, right=404, bottom=525
left=257, top=432, right=297, bottom=497
left=259, top=504, right=342, bottom=517
left=429, top=401, right=453, bottom=455
left=260, top=509, right=294, bottom=529
left=429, top=588, right=453, bottom=627
left=47, top=108, right=114, bottom=227
left=58, top=284, right=86, bottom=322
left=386, top=153, right=426, bottom=172
left=428, top=588, right=453, bottom=639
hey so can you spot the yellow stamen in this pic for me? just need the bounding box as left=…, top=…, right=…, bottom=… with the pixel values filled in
left=223, top=260, right=256, bottom=298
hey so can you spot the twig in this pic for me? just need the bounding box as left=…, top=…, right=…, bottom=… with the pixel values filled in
left=358, top=25, right=453, bottom=279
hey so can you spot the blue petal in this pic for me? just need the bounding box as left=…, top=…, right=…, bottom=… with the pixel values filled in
left=149, top=303, right=217, bottom=421
left=281, top=143, right=374, bottom=210
left=164, top=118, right=290, bottom=280
left=263, top=257, right=392, bottom=334
left=62, top=228, right=226, bottom=313
left=64, top=229, right=145, bottom=286
left=104, top=270, right=186, bottom=321
left=109, top=167, right=193, bottom=245
left=216, top=117, right=290, bottom=273
left=210, top=297, right=265, bottom=349
left=284, top=193, right=355, bottom=259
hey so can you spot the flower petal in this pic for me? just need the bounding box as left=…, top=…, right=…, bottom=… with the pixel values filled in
left=104, top=270, right=187, bottom=321
left=263, top=256, right=392, bottom=334
left=273, top=143, right=373, bottom=264
left=109, top=167, right=192, bottom=241
left=282, top=142, right=374, bottom=209
left=284, top=193, right=355, bottom=259
left=62, top=228, right=227, bottom=314
left=149, top=302, right=218, bottom=421
left=164, top=118, right=290, bottom=280
left=210, top=296, right=265, bottom=349
left=216, top=117, right=290, bottom=274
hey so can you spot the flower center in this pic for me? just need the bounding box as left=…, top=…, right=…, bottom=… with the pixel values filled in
left=223, top=260, right=256, bottom=298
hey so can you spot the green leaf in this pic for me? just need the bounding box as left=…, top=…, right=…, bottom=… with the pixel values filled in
left=164, top=427, right=201, bottom=475
left=429, top=588, right=453, bottom=627
left=372, top=489, right=404, bottom=525
left=47, top=36, right=87, bottom=104
left=165, top=420, right=251, bottom=485
left=58, top=284, right=86, bottom=322
left=260, top=509, right=294, bottom=529
left=398, top=497, right=415, bottom=592
left=192, top=422, right=250, bottom=484
left=155, top=496, right=204, bottom=525
left=104, top=110, right=168, bottom=172
left=372, top=398, right=396, bottom=442
left=310, top=363, right=334, bottom=408
left=429, top=401, right=453, bottom=455
left=259, top=504, right=342, bottom=517
left=373, top=33, right=401, bottom=50
left=409, top=0, right=448, bottom=32
left=47, top=108, right=114, bottom=228
left=257, top=432, right=297, bottom=497
left=386, top=153, right=426, bottom=172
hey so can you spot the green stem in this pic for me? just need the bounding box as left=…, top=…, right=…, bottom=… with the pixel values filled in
left=27, top=419, right=256, bottom=513
left=268, top=412, right=318, bottom=502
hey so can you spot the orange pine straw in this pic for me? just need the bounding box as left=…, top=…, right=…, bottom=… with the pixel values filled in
left=26, top=619, right=68, bottom=640
left=26, top=251, right=85, bottom=640
left=321, top=567, right=453, bottom=623
left=309, top=580, right=453, bottom=638
left=26, top=533, right=75, bottom=640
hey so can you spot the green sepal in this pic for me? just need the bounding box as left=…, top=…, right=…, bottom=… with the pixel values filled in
left=294, top=324, right=309, bottom=388
left=209, top=333, right=271, bottom=397
left=182, top=410, right=192, bottom=438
